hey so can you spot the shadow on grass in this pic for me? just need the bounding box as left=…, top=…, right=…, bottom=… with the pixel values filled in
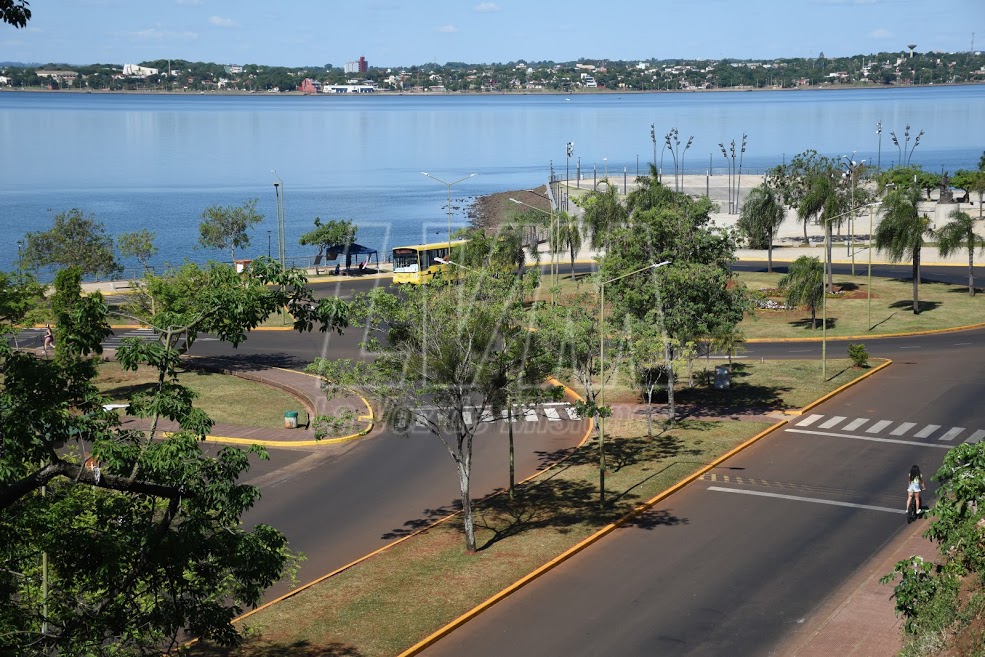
left=190, top=640, right=363, bottom=657
left=787, top=317, right=837, bottom=330
left=889, top=299, right=940, bottom=313
left=869, top=312, right=899, bottom=330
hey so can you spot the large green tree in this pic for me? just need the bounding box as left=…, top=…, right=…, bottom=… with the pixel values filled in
left=765, top=150, right=835, bottom=246
left=22, top=209, right=121, bottom=279
left=309, top=269, right=545, bottom=553
left=0, top=259, right=347, bottom=656
left=738, top=185, right=786, bottom=273
left=117, top=229, right=157, bottom=274
left=298, top=217, right=357, bottom=268
left=198, top=199, right=263, bottom=262
left=874, top=185, right=934, bottom=314
left=936, top=209, right=985, bottom=297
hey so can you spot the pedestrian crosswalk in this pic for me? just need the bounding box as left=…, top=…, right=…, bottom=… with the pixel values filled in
left=9, top=327, right=159, bottom=351
left=411, top=403, right=582, bottom=428
left=790, top=413, right=984, bottom=444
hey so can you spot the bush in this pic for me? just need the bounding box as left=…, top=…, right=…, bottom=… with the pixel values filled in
left=848, top=343, right=869, bottom=368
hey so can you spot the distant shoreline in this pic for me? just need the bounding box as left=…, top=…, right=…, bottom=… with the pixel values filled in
left=2, top=81, right=983, bottom=97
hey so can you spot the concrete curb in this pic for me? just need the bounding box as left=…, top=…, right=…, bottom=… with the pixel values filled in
left=783, top=358, right=893, bottom=416
left=745, top=321, right=985, bottom=343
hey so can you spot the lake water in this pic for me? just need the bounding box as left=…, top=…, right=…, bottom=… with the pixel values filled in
left=1, top=86, right=983, bottom=277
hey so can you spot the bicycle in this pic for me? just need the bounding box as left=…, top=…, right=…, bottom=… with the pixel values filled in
left=907, top=495, right=918, bottom=524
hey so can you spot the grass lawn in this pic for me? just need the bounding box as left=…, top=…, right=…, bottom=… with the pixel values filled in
left=189, top=359, right=878, bottom=657
left=529, top=270, right=984, bottom=340
left=95, top=361, right=305, bottom=429
left=738, top=271, right=985, bottom=339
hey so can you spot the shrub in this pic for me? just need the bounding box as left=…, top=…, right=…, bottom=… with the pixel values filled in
left=848, top=343, right=869, bottom=368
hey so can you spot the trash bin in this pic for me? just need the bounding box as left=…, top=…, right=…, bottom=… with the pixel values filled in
left=284, top=410, right=299, bottom=429
left=714, top=366, right=731, bottom=390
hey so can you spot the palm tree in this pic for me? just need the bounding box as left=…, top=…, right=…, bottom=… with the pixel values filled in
left=555, top=210, right=583, bottom=278
left=582, top=183, right=628, bottom=251
left=779, top=256, right=824, bottom=329
left=968, top=170, right=985, bottom=221
left=936, top=209, right=985, bottom=296
left=738, top=185, right=786, bottom=273
left=798, top=172, right=845, bottom=292
left=874, top=185, right=933, bottom=314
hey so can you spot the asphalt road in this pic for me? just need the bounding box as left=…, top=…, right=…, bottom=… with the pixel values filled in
left=417, top=330, right=985, bottom=655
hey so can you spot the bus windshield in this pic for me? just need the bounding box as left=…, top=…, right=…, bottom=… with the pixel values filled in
left=392, top=248, right=420, bottom=273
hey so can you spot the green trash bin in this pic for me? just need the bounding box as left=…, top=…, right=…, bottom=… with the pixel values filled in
left=284, top=410, right=299, bottom=429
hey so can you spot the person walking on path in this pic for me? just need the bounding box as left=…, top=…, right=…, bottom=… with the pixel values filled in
left=907, top=464, right=925, bottom=515
left=42, top=324, right=54, bottom=356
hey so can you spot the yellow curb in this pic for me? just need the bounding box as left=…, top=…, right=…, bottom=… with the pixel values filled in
left=396, top=418, right=790, bottom=657
left=735, top=255, right=970, bottom=268
left=220, top=382, right=595, bottom=635
left=269, top=366, right=376, bottom=432
left=795, top=358, right=893, bottom=416
left=745, top=321, right=985, bottom=343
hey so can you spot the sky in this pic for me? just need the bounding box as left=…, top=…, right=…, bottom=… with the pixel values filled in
left=2, top=0, right=982, bottom=68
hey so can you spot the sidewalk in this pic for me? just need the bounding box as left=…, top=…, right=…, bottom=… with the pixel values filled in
left=777, top=517, right=938, bottom=656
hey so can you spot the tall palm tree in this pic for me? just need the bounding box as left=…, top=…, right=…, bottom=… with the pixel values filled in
left=554, top=210, right=583, bottom=278
left=798, top=172, right=845, bottom=292
left=582, top=183, right=628, bottom=251
left=874, top=185, right=933, bottom=314
left=738, top=185, right=786, bottom=273
left=968, top=170, right=985, bottom=221
left=779, top=256, right=824, bottom=329
left=936, top=209, right=985, bottom=296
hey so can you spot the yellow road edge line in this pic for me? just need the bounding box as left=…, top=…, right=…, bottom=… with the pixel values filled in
left=745, top=321, right=985, bottom=343
left=794, top=358, right=893, bottom=416
left=396, top=419, right=790, bottom=657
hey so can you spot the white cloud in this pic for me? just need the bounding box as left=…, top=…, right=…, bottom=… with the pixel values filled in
left=437, top=24, right=459, bottom=33
left=869, top=28, right=892, bottom=39
left=209, top=15, right=237, bottom=28
left=474, top=2, right=500, bottom=11
left=130, top=27, right=199, bottom=41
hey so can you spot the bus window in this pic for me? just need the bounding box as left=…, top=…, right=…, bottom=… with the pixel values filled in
left=393, top=248, right=420, bottom=273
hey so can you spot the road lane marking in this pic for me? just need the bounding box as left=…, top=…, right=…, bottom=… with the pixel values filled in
left=462, top=411, right=473, bottom=426
left=500, top=410, right=517, bottom=422
left=565, top=407, right=580, bottom=420
left=968, top=430, right=985, bottom=444
left=915, top=424, right=941, bottom=438
left=707, top=486, right=901, bottom=514
left=938, top=427, right=964, bottom=442
left=787, top=349, right=813, bottom=353
left=898, top=345, right=921, bottom=349
left=819, top=416, right=847, bottom=429
left=866, top=420, right=893, bottom=433
left=796, top=414, right=824, bottom=427
left=785, top=428, right=954, bottom=449
left=523, top=408, right=537, bottom=422
left=842, top=418, right=869, bottom=431
left=479, top=411, right=495, bottom=423
left=891, top=422, right=917, bottom=436
left=544, top=407, right=562, bottom=421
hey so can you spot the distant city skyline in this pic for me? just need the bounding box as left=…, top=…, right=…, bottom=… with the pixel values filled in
left=1, top=0, right=981, bottom=68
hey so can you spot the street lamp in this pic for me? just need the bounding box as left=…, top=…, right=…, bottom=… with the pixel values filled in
left=16, top=239, right=22, bottom=270
left=602, top=157, right=608, bottom=179
left=841, top=154, right=866, bottom=275
left=422, top=172, right=477, bottom=253
left=650, top=124, right=657, bottom=174
left=510, top=195, right=559, bottom=296
left=876, top=121, right=883, bottom=172
left=566, top=142, right=574, bottom=212
left=598, top=260, right=671, bottom=507
left=272, top=170, right=287, bottom=325
left=267, top=230, right=271, bottom=259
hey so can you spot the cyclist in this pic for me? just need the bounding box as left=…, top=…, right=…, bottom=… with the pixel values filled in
left=907, top=465, right=925, bottom=515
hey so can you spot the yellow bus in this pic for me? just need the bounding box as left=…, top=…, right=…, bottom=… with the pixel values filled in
left=391, top=240, right=468, bottom=285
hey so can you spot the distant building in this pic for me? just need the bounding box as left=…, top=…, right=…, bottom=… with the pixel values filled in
left=323, top=81, right=377, bottom=94
left=344, top=56, right=368, bottom=74
left=299, top=78, right=322, bottom=93
left=122, top=64, right=159, bottom=77
left=35, top=70, right=78, bottom=85
left=224, top=64, right=244, bottom=74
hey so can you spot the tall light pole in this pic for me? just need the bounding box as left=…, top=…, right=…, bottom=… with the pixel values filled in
left=841, top=154, right=865, bottom=275
left=650, top=124, right=656, bottom=174
left=876, top=121, right=883, bottom=172
left=598, top=261, right=671, bottom=507
left=602, top=157, right=608, bottom=179
left=566, top=142, right=574, bottom=212
left=510, top=195, right=558, bottom=299
left=272, top=170, right=287, bottom=325
left=422, top=172, right=477, bottom=253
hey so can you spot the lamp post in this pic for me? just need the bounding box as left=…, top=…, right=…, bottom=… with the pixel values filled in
left=841, top=154, right=865, bottom=275
left=16, top=239, right=22, bottom=270
left=598, top=261, right=671, bottom=507
left=876, top=121, right=883, bottom=172
left=267, top=230, right=271, bottom=259
left=566, top=142, right=574, bottom=211
left=602, top=157, right=608, bottom=179
left=650, top=123, right=657, bottom=174
left=510, top=195, right=558, bottom=297
left=272, top=170, right=287, bottom=324
left=422, top=172, right=477, bottom=253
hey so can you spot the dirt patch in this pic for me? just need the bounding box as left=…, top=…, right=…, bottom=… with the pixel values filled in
left=468, top=187, right=552, bottom=231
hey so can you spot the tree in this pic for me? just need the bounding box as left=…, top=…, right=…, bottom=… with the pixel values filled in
left=309, top=272, right=543, bottom=553
left=874, top=185, right=934, bottom=314
left=951, top=167, right=985, bottom=221
left=298, top=217, right=357, bottom=263
left=798, top=171, right=844, bottom=292
left=765, top=150, right=835, bottom=246
left=198, top=199, right=263, bottom=262
left=624, top=316, right=669, bottom=438
left=0, top=259, right=347, bottom=656
left=580, top=183, right=628, bottom=251
left=22, top=209, right=121, bottom=279
left=117, top=229, right=157, bottom=273
left=0, top=0, right=30, bottom=28
left=738, top=185, right=786, bottom=273
left=780, top=256, right=824, bottom=329
left=936, top=209, right=985, bottom=297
